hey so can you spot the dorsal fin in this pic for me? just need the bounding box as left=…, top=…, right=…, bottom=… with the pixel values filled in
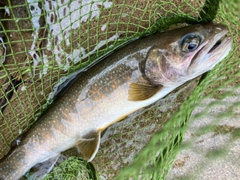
left=75, top=130, right=101, bottom=162
left=128, top=82, right=162, bottom=101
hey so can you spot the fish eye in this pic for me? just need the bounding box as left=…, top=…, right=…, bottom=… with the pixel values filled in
left=180, top=34, right=201, bottom=52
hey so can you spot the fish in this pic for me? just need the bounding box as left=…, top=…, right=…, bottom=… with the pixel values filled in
left=0, top=23, right=232, bottom=180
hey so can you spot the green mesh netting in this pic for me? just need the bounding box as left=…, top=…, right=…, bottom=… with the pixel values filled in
left=0, top=0, right=239, bottom=179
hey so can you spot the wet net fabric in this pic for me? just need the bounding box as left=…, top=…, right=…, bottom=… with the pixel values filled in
left=0, top=0, right=239, bottom=179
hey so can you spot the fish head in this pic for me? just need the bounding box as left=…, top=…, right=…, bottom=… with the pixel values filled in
left=144, top=23, right=233, bottom=87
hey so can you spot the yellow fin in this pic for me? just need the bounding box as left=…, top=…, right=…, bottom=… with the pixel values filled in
left=128, top=82, right=162, bottom=101
left=75, top=131, right=101, bottom=162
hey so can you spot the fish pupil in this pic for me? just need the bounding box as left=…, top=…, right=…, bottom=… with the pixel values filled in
left=188, top=43, right=198, bottom=50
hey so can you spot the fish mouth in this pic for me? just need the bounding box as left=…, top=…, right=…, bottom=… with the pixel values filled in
left=207, top=31, right=229, bottom=54
left=189, top=28, right=233, bottom=73
left=208, top=38, right=223, bottom=53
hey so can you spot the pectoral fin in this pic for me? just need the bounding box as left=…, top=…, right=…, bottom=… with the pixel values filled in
left=75, top=131, right=101, bottom=162
left=128, top=82, right=162, bottom=101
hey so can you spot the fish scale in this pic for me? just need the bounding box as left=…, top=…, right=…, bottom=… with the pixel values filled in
left=0, top=23, right=232, bottom=180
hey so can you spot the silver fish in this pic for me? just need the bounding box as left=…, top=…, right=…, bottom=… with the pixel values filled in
left=0, top=23, right=232, bottom=180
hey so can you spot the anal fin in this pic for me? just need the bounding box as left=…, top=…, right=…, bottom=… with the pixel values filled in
left=75, top=130, right=101, bottom=162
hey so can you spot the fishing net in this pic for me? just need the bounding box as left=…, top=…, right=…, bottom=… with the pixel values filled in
left=0, top=0, right=239, bottom=179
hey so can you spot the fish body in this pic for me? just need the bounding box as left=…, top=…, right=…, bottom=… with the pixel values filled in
left=0, top=23, right=232, bottom=180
